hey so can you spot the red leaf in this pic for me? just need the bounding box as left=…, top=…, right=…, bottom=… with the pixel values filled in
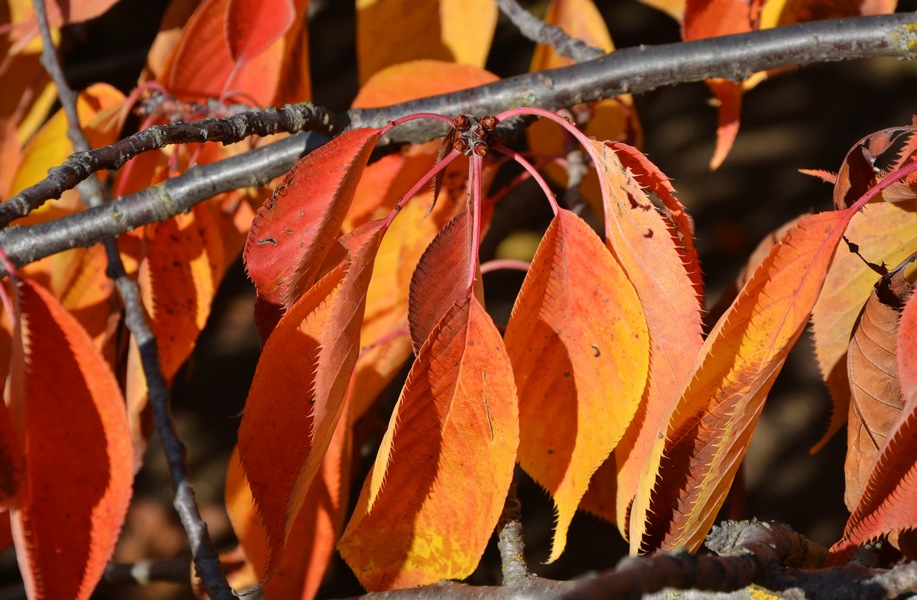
left=244, top=127, right=382, bottom=311
left=339, top=296, right=518, bottom=590
left=162, top=0, right=286, bottom=105
left=225, top=0, right=296, bottom=62
left=408, top=210, right=482, bottom=353
left=226, top=398, right=350, bottom=600
left=504, top=209, right=648, bottom=561
left=8, top=280, right=132, bottom=600
left=238, top=221, right=386, bottom=581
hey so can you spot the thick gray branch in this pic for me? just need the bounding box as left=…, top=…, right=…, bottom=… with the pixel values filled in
left=0, top=13, right=915, bottom=263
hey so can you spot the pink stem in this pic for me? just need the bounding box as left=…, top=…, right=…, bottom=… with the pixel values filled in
left=493, top=142, right=559, bottom=215
left=848, top=159, right=917, bottom=213
left=481, top=259, right=530, bottom=274
left=382, top=149, right=461, bottom=228
left=468, top=155, right=485, bottom=291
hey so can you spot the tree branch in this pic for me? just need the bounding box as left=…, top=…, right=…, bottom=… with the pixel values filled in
left=1, top=13, right=914, bottom=231
left=494, top=0, right=603, bottom=62
left=0, top=133, right=326, bottom=276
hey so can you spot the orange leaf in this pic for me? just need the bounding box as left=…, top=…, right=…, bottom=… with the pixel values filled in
left=900, top=287, right=917, bottom=404
left=585, top=140, right=703, bottom=533
left=706, top=78, right=743, bottom=170
left=339, top=296, right=518, bottom=590
left=160, top=0, right=295, bottom=105
left=355, top=0, right=497, bottom=83
left=844, top=269, right=912, bottom=510
left=141, top=204, right=226, bottom=379
left=225, top=0, right=296, bottom=62
left=244, top=127, right=382, bottom=312
left=226, top=397, right=350, bottom=600
left=8, top=280, right=132, bottom=600
left=238, top=221, right=386, bottom=581
left=830, top=285, right=917, bottom=560
left=811, top=199, right=917, bottom=452
left=631, top=208, right=856, bottom=553
left=504, top=209, right=648, bottom=561
left=352, top=61, right=499, bottom=109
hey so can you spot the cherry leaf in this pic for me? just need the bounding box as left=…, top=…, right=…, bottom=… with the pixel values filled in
left=631, top=208, right=857, bottom=553
left=244, top=127, right=382, bottom=314
left=238, top=221, right=386, bottom=581
left=339, top=296, right=518, bottom=590
left=504, top=209, right=648, bottom=561
left=8, top=280, right=132, bottom=600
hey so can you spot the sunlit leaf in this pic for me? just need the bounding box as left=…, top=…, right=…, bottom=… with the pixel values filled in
left=585, top=140, right=703, bottom=534
left=339, top=296, right=518, bottom=590
left=631, top=208, right=857, bottom=553
left=225, top=0, right=295, bottom=62
left=8, top=280, right=132, bottom=600
left=505, top=209, right=647, bottom=561
left=352, top=60, right=499, bottom=109
left=159, top=0, right=309, bottom=105
left=244, top=127, right=382, bottom=319
left=356, top=0, right=497, bottom=83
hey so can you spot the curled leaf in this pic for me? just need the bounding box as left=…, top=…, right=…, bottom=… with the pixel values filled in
left=845, top=267, right=913, bottom=510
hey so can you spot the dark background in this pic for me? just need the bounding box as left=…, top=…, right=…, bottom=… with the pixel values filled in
left=2, top=0, right=917, bottom=598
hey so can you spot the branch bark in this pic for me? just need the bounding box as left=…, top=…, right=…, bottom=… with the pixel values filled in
left=1, top=13, right=915, bottom=233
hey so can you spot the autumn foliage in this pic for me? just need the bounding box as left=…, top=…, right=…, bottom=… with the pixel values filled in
left=1, top=0, right=916, bottom=598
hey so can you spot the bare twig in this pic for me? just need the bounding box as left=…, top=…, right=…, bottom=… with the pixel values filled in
left=2, top=13, right=915, bottom=229
left=495, top=0, right=603, bottom=62
left=30, top=3, right=232, bottom=598
left=0, top=103, right=334, bottom=226
left=0, top=133, right=326, bottom=276
left=497, top=474, right=530, bottom=586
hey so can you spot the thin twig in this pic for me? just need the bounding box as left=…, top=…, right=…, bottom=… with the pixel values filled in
left=30, top=3, right=232, bottom=598
left=494, top=0, right=603, bottom=62
left=2, top=13, right=915, bottom=227
left=0, top=133, right=326, bottom=276
left=496, top=474, right=530, bottom=586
